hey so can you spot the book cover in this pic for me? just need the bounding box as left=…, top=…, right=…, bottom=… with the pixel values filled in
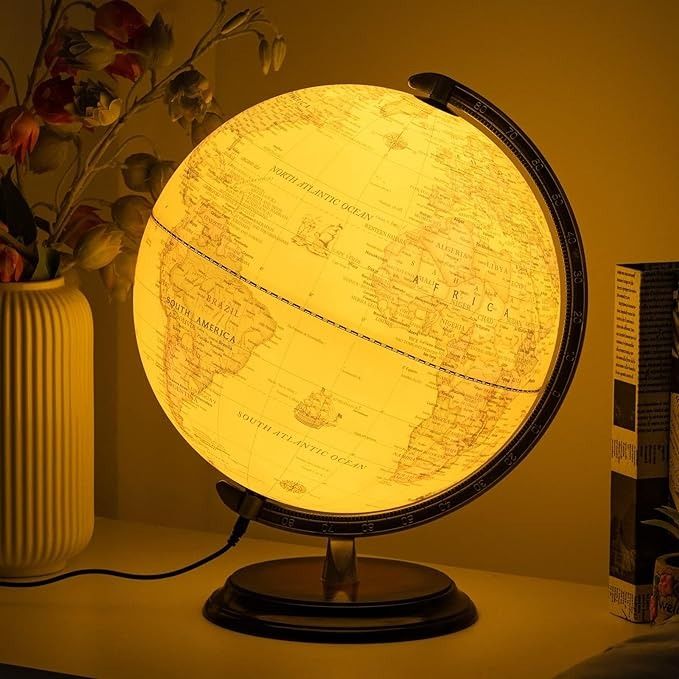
left=669, top=289, right=679, bottom=509
left=609, top=262, right=679, bottom=622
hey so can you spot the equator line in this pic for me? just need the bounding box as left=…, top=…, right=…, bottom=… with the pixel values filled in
left=151, top=214, right=540, bottom=395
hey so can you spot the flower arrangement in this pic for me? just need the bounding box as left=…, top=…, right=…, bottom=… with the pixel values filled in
left=0, top=0, right=285, bottom=298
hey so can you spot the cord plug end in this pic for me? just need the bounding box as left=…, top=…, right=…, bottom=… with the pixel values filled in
left=216, top=480, right=265, bottom=520
left=227, top=515, right=251, bottom=548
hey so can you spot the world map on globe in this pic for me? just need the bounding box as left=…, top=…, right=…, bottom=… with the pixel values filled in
left=133, top=84, right=562, bottom=514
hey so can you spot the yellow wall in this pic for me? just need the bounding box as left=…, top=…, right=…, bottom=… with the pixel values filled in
left=4, top=0, right=679, bottom=585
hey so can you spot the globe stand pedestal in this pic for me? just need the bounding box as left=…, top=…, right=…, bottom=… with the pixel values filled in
left=203, top=537, right=477, bottom=642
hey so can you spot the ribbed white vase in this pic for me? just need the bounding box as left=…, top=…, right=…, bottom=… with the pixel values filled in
left=0, top=277, right=94, bottom=576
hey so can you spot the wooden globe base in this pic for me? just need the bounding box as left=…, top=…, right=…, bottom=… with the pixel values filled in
left=203, top=555, right=477, bottom=642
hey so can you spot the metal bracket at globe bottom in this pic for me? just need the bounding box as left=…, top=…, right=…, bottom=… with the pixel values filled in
left=203, top=538, right=477, bottom=643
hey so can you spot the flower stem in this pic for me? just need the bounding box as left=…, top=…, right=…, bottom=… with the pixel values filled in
left=13, top=164, right=26, bottom=199
left=50, top=54, right=206, bottom=243
left=0, top=57, right=20, bottom=106
left=31, top=57, right=59, bottom=93
left=53, top=146, right=79, bottom=214
left=32, top=201, right=57, bottom=213
left=124, top=72, right=145, bottom=112
left=0, top=228, right=35, bottom=260
left=57, top=0, right=97, bottom=20
left=195, top=0, right=228, bottom=53
left=40, top=0, right=47, bottom=33
left=81, top=198, right=112, bottom=208
left=219, top=27, right=266, bottom=44
left=111, top=134, right=159, bottom=160
left=22, top=0, right=64, bottom=107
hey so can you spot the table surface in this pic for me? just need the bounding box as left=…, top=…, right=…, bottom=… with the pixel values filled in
left=0, top=518, right=642, bottom=679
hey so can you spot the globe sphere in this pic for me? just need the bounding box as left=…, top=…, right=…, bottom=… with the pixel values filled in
left=133, top=84, right=562, bottom=515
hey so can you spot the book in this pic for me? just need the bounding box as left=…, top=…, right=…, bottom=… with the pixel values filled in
left=609, top=262, right=678, bottom=622
left=669, top=289, right=679, bottom=509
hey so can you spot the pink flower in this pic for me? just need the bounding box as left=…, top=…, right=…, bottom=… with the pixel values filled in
left=95, top=1, right=148, bottom=82
left=0, top=245, right=25, bottom=282
left=62, top=205, right=104, bottom=249
left=106, top=54, right=144, bottom=82
left=658, top=573, right=674, bottom=597
left=0, top=107, right=40, bottom=163
left=95, top=0, right=147, bottom=45
left=650, top=593, right=658, bottom=621
left=33, top=76, right=76, bottom=125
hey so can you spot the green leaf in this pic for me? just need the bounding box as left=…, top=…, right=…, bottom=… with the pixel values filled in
left=51, top=242, right=73, bottom=256
left=641, top=519, right=679, bottom=541
left=657, top=505, right=679, bottom=527
left=30, top=243, right=60, bottom=281
left=35, top=216, right=51, bottom=233
left=0, top=174, right=37, bottom=245
left=30, top=230, right=60, bottom=281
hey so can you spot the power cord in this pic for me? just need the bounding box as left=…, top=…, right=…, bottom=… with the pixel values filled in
left=0, top=485, right=263, bottom=588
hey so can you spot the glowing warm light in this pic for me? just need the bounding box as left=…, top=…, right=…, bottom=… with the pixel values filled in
left=133, top=84, right=562, bottom=514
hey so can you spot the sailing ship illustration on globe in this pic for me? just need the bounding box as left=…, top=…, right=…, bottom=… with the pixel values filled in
left=294, top=388, right=343, bottom=429
left=292, top=217, right=343, bottom=257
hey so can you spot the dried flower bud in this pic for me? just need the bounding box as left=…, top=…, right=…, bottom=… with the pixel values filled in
left=45, top=26, right=80, bottom=77
left=0, top=245, right=25, bottom=282
left=28, top=127, right=71, bottom=174
left=149, top=160, right=177, bottom=201
left=122, top=152, right=157, bottom=192
left=272, top=36, right=286, bottom=72
left=190, top=112, right=223, bottom=147
left=75, top=224, right=123, bottom=271
left=166, top=70, right=212, bottom=128
left=111, top=194, right=152, bottom=241
left=137, top=13, right=174, bottom=69
left=221, top=10, right=250, bottom=34
left=100, top=250, right=137, bottom=301
left=0, top=107, right=40, bottom=163
left=258, top=39, right=271, bottom=75
left=61, top=29, right=117, bottom=71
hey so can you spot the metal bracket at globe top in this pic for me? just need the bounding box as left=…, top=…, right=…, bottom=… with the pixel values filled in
left=408, top=72, right=460, bottom=114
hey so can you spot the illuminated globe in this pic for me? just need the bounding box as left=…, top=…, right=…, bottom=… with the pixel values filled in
left=133, top=83, right=572, bottom=516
